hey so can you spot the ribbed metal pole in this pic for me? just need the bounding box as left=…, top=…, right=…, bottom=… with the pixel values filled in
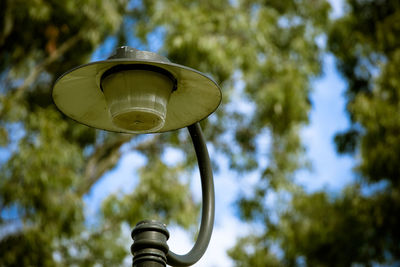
left=131, top=220, right=170, bottom=267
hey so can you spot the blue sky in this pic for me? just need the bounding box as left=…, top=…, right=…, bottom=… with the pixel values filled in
left=84, top=1, right=352, bottom=266
left=296, top=54, right=355, bottom=193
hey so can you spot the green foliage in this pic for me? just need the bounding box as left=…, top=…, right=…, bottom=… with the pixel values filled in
left=0, top=229, right=56, bottom=266
left=0, top=107, right=84, bottom=228
left=328, top=0, right=400, bottom=186
left=271, top=186, right=400, bottom=266
left=234, top=186, right=400, bottom=266
left=133, top=0, right=329, bottom=188
left=230, top=0, right=400, bottom=266
left=0, top=107, right=85, bottom=266
left=0, top=0, right=126, bottom=77
left=0, top=0, right=198, bottom=266
left=229, top=235, right=283, bottom=267
left=101, top=158, right=198, bottom=229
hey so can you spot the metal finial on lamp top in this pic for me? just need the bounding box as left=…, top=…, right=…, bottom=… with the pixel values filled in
left=52, top=46, right=221, bottom=133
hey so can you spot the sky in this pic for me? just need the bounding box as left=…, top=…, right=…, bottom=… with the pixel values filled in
left=84, top=0, right=352, bottom=266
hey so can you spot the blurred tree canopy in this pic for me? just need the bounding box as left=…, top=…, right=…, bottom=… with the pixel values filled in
left=0, top=0, right=399, bottom=266
left=230, top=0, right=400, bottom=266
left=0, top=0, right=198, bottom=265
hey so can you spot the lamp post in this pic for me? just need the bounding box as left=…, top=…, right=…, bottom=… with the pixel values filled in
left=52, top=46, right=222, bottom=266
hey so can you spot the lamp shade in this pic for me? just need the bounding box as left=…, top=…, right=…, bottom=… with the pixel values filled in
left=52, top=47, right=222, bottom=133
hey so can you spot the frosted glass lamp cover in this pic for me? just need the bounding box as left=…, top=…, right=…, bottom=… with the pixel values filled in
left=102, top=69, right=174, bottom=133
left=52, top=46, right=222, bottom=133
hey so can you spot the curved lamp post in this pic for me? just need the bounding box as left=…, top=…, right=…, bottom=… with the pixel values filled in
left=52, top=46, right=221, bottom=266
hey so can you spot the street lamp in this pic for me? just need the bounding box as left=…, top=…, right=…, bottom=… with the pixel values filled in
left=52, top=46, right=222, bottom=266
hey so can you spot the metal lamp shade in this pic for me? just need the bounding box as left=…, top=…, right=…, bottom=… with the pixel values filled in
left=52, top=47, right=222, bottom=133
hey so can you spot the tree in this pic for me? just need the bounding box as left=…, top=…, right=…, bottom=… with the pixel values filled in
left=0, top=0, right=336, bottom=266
left=0, top=1, right=197, bottom=266
left=230, top=0, right=400, bottom=266
left=328, top=0, right=400, bottom=262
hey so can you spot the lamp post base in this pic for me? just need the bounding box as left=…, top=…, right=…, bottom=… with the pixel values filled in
left=131, top=220, right=170, bottom=267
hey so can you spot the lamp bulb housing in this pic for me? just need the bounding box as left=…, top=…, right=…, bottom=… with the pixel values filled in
left=101, top=69, right=174, bottom=133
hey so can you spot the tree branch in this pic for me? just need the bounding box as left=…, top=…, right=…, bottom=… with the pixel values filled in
left=0, top=0, right=13, bottom=48
left=14, top=32, right=82, bottom=99
left=77, top=135, right=132, bottom=196
left=77, top=134, right=163, bottom=196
